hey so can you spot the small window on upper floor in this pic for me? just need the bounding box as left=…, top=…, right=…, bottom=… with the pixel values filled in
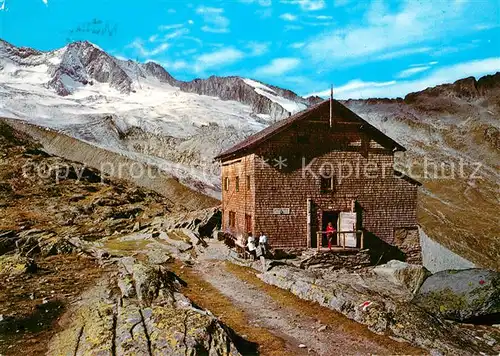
left=246, top=175, right=251, bottom=190
left=235, top=176, right=240, bottom=192
left=297, top=133, right=310, bottom=144
left=224, top=177, right=230, bottom=191
left=320, top=176, right=336, bottom=193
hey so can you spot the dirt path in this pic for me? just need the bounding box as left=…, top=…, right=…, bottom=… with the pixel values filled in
left=193, top=259, right=423, bottom=356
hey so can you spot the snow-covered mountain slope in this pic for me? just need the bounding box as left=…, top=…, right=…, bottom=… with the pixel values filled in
left=0, top=39, right=312, bottom=196
left=0, top=39, right=499, bottom=269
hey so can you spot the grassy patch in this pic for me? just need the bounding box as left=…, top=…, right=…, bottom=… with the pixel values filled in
left=169, top=261, right=291, bottom=356
left=102, top=238, right=152, bottom=255
left=0, top=254, right=108, bottom=355
left=168, top=230, right=192, bottom=243
left=225, top=262, right=425, bottom=355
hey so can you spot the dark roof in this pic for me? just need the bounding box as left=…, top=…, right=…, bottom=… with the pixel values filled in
left=215, top=99, right=406, bottom=161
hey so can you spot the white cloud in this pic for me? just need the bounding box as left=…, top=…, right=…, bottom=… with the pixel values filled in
left=42, top=0, right=47, bottom=5
left=149, top=28, right=189, bottom=43
left=285, top=24, right=303, bottom=31
left=309, top=57, right=500, bottom=99
left=163, top=28, right=189, bottom=40
left=396, top=66, right=431, bottom=78
left=188, top=20, right=194, bottom=25
left=376, top=47, right=432, bottom=61
left=240, top=0, right=272, bottom=6
left=304, top=1, right=483, bottom=65
left=0, top=0, right=5, bottom=10
left=195, top=48, right=244, bottom=72
left=280, top=13, right=297, bottom=21
left=254, top=57, right=301, bottom=76
left=196, top=6, right=230, bottom=34
left=158, top=24, right=184, bottom=31
left=289, top=42, right=305, bottom=49
left=181, top=48, right=198, bottom=56
left=313, top=15, right=332, bottom=20
left=410, top=61, right=438, bottom=67
left=128, top=40, right=170, bottom=57
left=246, top=42, right=270, bottom=56
left=281, top=0, right=325, bottom=11
left=201, top=26, right=229, bottom=33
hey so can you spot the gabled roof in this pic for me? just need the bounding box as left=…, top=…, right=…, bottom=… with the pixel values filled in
left=394, top=170, right=422, bottom=186
left=215, top=99, right=406, bottom=161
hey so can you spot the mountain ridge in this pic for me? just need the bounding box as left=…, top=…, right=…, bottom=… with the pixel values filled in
left=0, top=38, right=310, bottom=121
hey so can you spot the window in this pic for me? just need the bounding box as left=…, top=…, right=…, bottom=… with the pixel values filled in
left=246, top=175, right=251, bottom=190
left=224, top=177, right=229, bottom=191
left=245, top=214, right=252, bottom=233
left=228, top=211, right=236, bottom=228
left=297, top=133, right=310, bottom=144
left=321, top=176, right=336, bottom=192
left=235, top=176, right=240, bottom=192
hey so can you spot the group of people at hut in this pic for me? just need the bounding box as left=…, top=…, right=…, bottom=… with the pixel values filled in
left=244, top=222, right=337, bottom=256
left=246, top=231, right=268, bottom=260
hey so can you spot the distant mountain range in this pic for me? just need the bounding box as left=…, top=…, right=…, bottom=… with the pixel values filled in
left=1, top=39, right=499, bottom=270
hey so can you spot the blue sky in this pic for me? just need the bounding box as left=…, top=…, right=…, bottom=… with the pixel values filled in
left=0, top=0, right=499, bottom=98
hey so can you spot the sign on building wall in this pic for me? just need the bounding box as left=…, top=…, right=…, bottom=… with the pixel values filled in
left=339, top=212, right=357, bottom=247
left=273, top=208, right=290, bottom=215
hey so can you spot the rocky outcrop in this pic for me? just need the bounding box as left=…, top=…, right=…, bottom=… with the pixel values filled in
left=298, top=250, right=371, bottom=270
left=47, top=260, right=241, bottom=355
left=48, top=41, right=133, bottom=95
left=374, top=260, right=431, bottom=294
left=259, top=265, right=498, bottom=355
left=419, top=228, right=476, bottom=273
left=0, top=254, right=37, bottom=276
left=151, top=207, right=221, bottom=238
left=178, top=76, right=296, bottom=121
left=414, top=268, right=500, bottom=322
left=404, top=72, right=500, bottom=102
left=142, top=61, right=177, bottom=85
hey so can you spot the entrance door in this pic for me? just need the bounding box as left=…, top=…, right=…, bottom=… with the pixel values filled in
left=321, top=211, right=339, bottom=247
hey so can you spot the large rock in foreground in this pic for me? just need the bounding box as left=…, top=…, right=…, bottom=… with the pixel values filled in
left=259, top=265, right=497, bottom=355
left=374, top=260, right=431, bottom=294
left=47, top=260, right=241, bottom=356
left=414, top=268, right=500, bottom=322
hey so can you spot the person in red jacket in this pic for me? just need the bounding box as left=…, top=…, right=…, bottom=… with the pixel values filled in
left=326, top=222, right=336, bottom=250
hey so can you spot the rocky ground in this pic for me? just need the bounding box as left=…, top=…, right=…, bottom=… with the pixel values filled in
left=0, top=254, right=107, bottom=355
left=0, top=121, right=174, bottom=255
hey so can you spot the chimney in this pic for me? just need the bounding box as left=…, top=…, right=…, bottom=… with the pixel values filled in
left=329, top=85, right=333, bottom=128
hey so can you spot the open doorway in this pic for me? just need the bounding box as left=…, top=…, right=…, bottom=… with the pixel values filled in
left=321, top=211, right=339, bottom=247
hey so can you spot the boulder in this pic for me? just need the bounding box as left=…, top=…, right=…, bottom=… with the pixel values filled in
left=48, top=261, right=242, bottom=355
left=0, top=254, right=37, bottom=276
left=259, top=265, right=497, bottom=354
left=299, top=250, right=371, bottom=270
left=414, top=268, right=500, bottom=322
left=374, top=260, right=431, bottom=294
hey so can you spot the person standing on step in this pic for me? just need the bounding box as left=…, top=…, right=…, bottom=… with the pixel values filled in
left=326, top=222, right=336, bottom=250
left=259, top=231, right=268, bottom=256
